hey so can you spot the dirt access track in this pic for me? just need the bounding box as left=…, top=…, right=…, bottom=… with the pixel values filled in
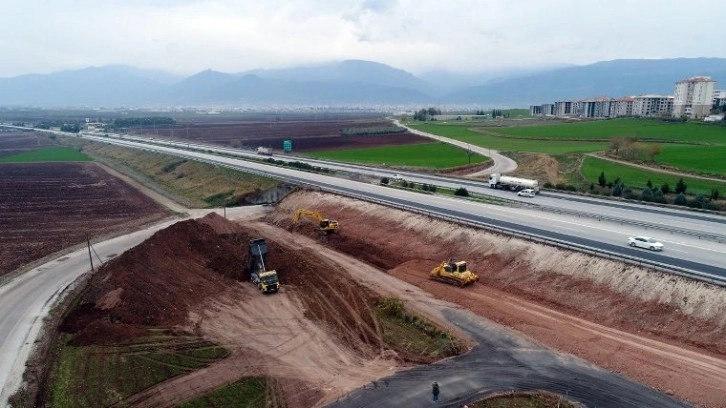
left=64, top=190, right=726, bottom=407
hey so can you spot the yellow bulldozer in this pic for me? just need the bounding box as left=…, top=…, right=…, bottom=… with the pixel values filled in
left=430, top=259, right=479, bottom=287
left=292, top=209, right=340, bottom=233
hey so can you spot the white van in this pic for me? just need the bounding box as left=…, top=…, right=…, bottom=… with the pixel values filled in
left=517, top=189, right=536, bottom=198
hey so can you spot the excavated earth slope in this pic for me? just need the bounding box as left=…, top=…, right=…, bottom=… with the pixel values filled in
left=267, top=190, right=726, bottom=407
left=60, top=213, right=439, bottom=407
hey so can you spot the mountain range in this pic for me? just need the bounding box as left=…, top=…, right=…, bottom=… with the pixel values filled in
left=1, top=58, right=724, bottom=108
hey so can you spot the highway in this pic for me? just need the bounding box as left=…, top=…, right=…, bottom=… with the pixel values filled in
left=0, top=127, right=724, bottom=405
left=82, top=129, right=726, bottom=243
left=75, top=132, right=726, bottom=281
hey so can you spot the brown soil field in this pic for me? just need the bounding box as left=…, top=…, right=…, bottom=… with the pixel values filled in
left=0, top=162, right=168, bottom=277
left=0, top=130, right=58, bottom=158
left=49, top=191, right=726, bottom=407
left=265, top=191, right=726, bottom=407
left=59, top=213, right=458, bottom=407
left=132, top=118, right=429, bottom=151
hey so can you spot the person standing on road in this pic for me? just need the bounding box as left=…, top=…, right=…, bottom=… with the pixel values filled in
left=432, top=381, right=440, bottom=402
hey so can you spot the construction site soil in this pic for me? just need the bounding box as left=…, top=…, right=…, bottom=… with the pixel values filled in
left=56, top=191, right=726, bottom=407
left=135, top=118, right=429, bottom=151
left=0, top=162, right=168, bottom=277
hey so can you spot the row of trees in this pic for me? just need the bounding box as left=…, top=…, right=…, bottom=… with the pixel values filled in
left=111, top=117, right=175, bottom=128
left=609, top=137, right=662, bottom=162
left=589, top=172, right=721, bottom=209
left=340, top=126, right=406, bottom=136
left=412, top=108, right=442, bottom=121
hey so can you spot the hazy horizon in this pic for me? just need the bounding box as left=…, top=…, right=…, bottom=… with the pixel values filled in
left=2, top=0, right=724, bottom=78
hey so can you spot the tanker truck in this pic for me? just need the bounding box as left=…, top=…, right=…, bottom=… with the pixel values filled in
left=488, top=173, right=539, bottom=193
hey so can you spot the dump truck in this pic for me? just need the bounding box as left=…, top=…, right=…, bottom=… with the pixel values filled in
left=248, top=238, right=280, bottom=293
left=430, top=259, right=479, bottom=287
left=292, top=209, right=339, bottom=233
left=488, top=173, right=539, bottom=193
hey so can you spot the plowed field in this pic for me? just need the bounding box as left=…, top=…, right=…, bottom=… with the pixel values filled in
left=0, top=131, right=58, bottom=158
left=134, top=118, right=429, bottom=151
left=0, top=163, right=167, bottom=276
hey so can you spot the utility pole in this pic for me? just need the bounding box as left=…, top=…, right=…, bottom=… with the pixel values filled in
left=86, top=233, right=94, bottom=271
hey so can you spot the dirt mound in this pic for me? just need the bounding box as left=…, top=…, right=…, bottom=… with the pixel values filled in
left=266, top=190, right=726, bottom=406
left=61, top=216, right=253, bottom=345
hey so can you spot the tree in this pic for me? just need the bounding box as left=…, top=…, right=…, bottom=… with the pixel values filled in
left=660, top=183, right=670, bottom=195
left=641, top=187, right=654, bottom=202
left=612, top=183, right=623, bottom=197
left=653, top=188, right=666, bottom=203
left=598, top=171, right=606, bottom=187
left=646, top=179, right=653, bottom=189
left=711, top=188, right=720, bottom=201
left=674, top=192, right=687, bottom=206
left=610, top=137, right=625, bottom=156
left=675, top=178, right=687, bottom=194
left=454, top=187, right=469, bottom=197
left=646, top=144, right=662, bottom=162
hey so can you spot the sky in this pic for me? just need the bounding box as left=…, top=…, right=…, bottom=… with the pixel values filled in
left=1, top=0, right=723, bottom=78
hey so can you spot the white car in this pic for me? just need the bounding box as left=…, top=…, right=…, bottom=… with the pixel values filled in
left=628, top=236, right=664, bottom=251
left=517, top=189, right=536, bottom=198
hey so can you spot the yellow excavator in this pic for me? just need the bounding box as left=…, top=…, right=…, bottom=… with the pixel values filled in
left=292, top=209, right=340, bottom=233
left=430, top=259, right=479, bottom=287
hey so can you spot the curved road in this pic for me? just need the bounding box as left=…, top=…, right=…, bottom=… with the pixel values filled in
left=392, top=119, right=518, bottom=175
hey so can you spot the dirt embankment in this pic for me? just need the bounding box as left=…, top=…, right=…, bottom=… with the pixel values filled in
left=58, top=212, right=447, bottom=407
left=266, top=190, right=726, bottom=407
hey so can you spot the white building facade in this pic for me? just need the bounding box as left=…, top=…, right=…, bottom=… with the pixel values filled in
left=673, top=76, right=716, bottom=119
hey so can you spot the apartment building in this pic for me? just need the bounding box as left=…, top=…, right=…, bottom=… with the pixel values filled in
left=714, top=89, right=726, bottom=107
left=609, top=97, right=634, bottom=117
left=578, top=97, right=612, bottom=118
left=632, top=95, right=673, bottom=117
left=673, top=76, right=716, bottom=118
left=554, top=100, right=579, bottom=117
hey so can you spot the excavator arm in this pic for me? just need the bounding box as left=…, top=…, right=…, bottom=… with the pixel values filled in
left=292, top=209, right=339, bottom=233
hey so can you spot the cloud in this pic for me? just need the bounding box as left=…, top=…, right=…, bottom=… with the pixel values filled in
left=0, top=0, right=724, bottom=77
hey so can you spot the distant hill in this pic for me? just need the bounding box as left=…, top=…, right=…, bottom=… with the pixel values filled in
left=0, top=58, right=724, bottom=107
left=447, top=58, right=726, bottom=106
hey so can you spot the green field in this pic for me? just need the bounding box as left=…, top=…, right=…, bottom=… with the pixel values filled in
left=493, top=118, right=726, bottom=143
left=409, top=123, right=607, bottom=154
left=305, top=142, right=487, bottom=168
left=0, top=146, right=91, bottom=162
left=656, top=145, right=726, bottom=176
left=178, top=378, right=267, bottom=408
left=50, top=334, right=229, bottom=408
left=580, top=156, right=726, bottom=196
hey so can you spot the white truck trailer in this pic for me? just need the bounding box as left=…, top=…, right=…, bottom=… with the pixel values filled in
left=256, top=146, right=273, bottom=156
left=488, top=173, right=539, bottom=193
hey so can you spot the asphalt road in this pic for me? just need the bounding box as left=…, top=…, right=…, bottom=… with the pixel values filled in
left=76, top=128, right=726, bottom=243
left=0, top=208, right=259, bottom=404
left=75, top=133, right=726, bottom=280
left=327, top=308, right=690, bottom=408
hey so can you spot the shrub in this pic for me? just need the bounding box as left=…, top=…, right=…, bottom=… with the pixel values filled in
left=640, top=187, right=653, bottom=202
left=429, top=185, right=437, bottom=193
left=688, top=194, right=710, bottom=209
left=653, top=189, right=666, bottom=203
left=598, top=171, right=606, bottom=187
left=711, top=189, right=720, bottom=201
left=612, top=184, right=623, bottom=197
left=623, top=188, right=637, bottom=200
left=674, top=192, right=687, bottom=206
left=543, top=182, right=553, bottom=188
left=454, top=187, right=469, bottom=197
left=380, top=177, right=390, bottom=185
left=421, top=184, right=429, bottom=191
left=379, top=297, right=405, bottom=318
left=675, top=178, right=687, bottom=194
left=660, top=183, right=670, bottom=195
